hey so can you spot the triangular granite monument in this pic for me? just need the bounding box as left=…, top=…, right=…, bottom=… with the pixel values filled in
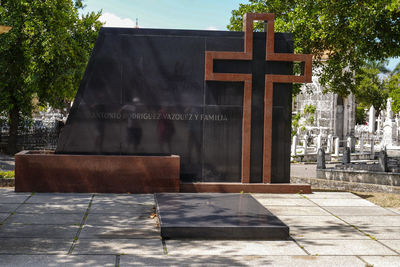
left=16, top=13, right=312, bottom=193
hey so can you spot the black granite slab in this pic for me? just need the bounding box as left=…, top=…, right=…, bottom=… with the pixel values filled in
left=155, top=193, right=289, bottom=240
left=56, top=28, right=293, bottom=183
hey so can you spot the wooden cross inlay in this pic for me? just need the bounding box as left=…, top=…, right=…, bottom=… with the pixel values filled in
left=205, top=13, right=312, bottom=183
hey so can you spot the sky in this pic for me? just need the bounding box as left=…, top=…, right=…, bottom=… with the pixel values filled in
left=81, top=0, right=245, bottom=31
left=80, top=0, right=399, bottom=70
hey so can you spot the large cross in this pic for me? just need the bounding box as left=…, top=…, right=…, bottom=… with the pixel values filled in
left=205, top=13, right=312, bottom=183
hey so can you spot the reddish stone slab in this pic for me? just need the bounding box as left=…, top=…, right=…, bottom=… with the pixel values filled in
left=180, top=182, right=311, bottom=194
left=15, top=151, right=180, bottom=193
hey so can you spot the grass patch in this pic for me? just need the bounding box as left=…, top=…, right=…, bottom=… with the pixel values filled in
left=0, top=171, right=14, bottom=179
left=352, top=191, right=400, bottom=209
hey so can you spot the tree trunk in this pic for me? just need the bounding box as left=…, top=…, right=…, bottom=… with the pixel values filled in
left=7, top=105, right=20, bottom=155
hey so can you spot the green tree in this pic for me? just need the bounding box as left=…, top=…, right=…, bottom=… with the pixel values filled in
left=291, top=104, right=316, bottom=137
left=356, top=106, right=367, bottom=125
left=354, top=61, right=388, bottom=113
left=228, top=0, right=400, bottom=97
left=354, top=60, right=400, bottom=116
left=0, top=0, right=102, bottom=154
left=387, top=62, right=400, bottom=114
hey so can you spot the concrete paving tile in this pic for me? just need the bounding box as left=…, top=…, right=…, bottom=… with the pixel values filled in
left=85, top=213, right=155, bottom=226
left=310, top=198, right=376, bottom=207
left=0, top=255, right=115, bottom=266
left=89, top=203, right=154, bottom=214
left=26, top=193, right=92, bottom=204
left=0, top=212, right=9, bottom=222
left=16, top=203, right=88, bottom=214
left=387, top=208, right=400, bottom=215
left=0, top=203, right=20, bottom=213
left=257, top=198, right=316, bottom=207
left=379, top=240, right=400, bottom=254
left=297, top=239, right=398, bottom=255
left=290, top=225, right=369, bottom=240
left=340, top=216, right=400, bottom=227
left=0, top=189, right=13, bottom=193
left=302, top=192, right=360, bottom=199
left=359, top=227, right=400, bottom=240
left=267, top=206, right=330, bottom=216
left=361, top=256, right=400, bottom=267
left=79, top=224, right=160, bottom=239
left=251, top=193, right=304, bottom=199
left=0, top=238, right=71, bottom=254
left=165, top=240, right=307, bottom=256
left=4, top=213, right=83, bottom=225
left=279, top=216, right=348, bottom=227
left=323, top=206, right=398, bottom=216
left=0, top=192, right=30, bottom=203
left=73, top=239, right=163, bottom=255
left=120, top=255, right=365, bottom=267
left=0, top=224, right=79, bottom=239
left=93, top=194, right=155, bottom=205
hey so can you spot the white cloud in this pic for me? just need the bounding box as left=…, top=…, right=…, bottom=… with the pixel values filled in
left=100, top=12, right=136, bottom=28
left=206, top=26, right=219, bottom=31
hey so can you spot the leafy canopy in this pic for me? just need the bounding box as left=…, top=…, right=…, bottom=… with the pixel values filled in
left=0, top=0, right=102, bottom=117
left=228, top=0, right=400, bottom=97
left=353, top=61, right=389, bottom=113
left=353, top=60, right=400, bottom=114
left=387, top=68, right=400, bottom=114
left=0, top=0, right=102, bottom=153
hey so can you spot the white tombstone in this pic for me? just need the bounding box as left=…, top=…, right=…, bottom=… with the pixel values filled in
left=360, top=136, right=364, bottom=153
left=377, top=115, right=382, bottom=133
left=327, top=134, right=333, bottom=153
left=382, top=98, right=397, bottom=147
left=334, top=137, right=340, bottom=156
left=303, top=135, right=308, bottom=155
left=317, top=133, right=322, bottom=151
left=291, top=135, right=297, bottom=156
left=347, top=136, right=352, bottom=149
left=370, top=137, right=375, bottom=160
left=368, top=106, right=376, bottom=133
left=386, top=98, right=393, bottom=120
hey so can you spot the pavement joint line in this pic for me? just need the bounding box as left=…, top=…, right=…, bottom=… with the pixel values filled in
left=355, top=255, right=374, bottom=266
left=305, top=196, right=400, bottom=256
left=68, top=194, right=95, bottom=254
left=288, top=236, right=310, bottom=255
left=115, top=255, right=120, bottom=267
left=0, top=192, right=34, bottom=225
left=383, top=207, right=400, bottom=215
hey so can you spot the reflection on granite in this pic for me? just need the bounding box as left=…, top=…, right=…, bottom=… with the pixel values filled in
left=56, top=28, right=293, bottom=183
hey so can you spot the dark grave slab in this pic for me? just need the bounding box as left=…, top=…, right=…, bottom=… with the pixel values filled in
left=155, top=193, right=289, bottom=240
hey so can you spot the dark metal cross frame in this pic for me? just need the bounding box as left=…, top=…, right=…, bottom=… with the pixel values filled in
left=205, top=13, right=312, bottom=183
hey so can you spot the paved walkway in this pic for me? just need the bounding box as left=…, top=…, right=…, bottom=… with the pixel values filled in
left=0, top=189, right=399, bottom=266
left=0, top=154, right=14, bottom=172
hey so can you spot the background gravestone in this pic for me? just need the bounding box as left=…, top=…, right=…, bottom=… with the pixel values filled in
left=56, top=28, right=294, bottom=183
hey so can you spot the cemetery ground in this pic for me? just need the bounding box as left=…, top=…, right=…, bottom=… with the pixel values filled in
left=0, top=157, right=399, bottom=266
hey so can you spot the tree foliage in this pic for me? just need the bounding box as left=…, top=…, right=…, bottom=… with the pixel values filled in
left=354, top=60, right=400, bottom=114
left=387, top=67, right=400, bottom=114
left=354, top=61, right=388, bottom=113
left=228, top=0, right=400, bottom=97
left=0, top=0, right=102, bottom=154
left=291, top=104, right=316, bottom=137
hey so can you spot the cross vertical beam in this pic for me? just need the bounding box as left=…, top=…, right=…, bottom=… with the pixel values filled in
left=263, top=17, right=312, bottom=183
